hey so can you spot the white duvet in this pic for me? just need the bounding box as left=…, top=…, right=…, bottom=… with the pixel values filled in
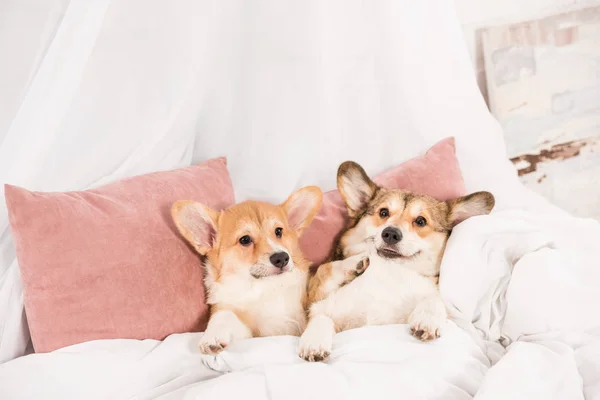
left=2, top=209, right=599, bottom=399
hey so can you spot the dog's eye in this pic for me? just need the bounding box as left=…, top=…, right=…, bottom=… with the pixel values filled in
left=275, top=227, right=283, bottom=238
left=239, top=235, right=252, bottom=246
left=379, top=208, right=389, bottom=218
left=414, top=216, right=427, bottom=227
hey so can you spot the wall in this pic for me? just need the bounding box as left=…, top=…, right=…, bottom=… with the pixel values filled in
left=455, top=0, right=600, bottom=220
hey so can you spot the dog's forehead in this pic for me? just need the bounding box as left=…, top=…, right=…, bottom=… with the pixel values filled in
left=369, top=189, right=408, bottom=210
left=370, top=190, right=447, bottom=219
left=220, top=201, right=286, bottom=232
left=404, top=195, right=440, bottom=215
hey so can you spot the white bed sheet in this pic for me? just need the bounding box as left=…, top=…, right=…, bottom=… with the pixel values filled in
left=0, top=324, right=487, bottom=400
left=1, top=209, right=599, bottom=399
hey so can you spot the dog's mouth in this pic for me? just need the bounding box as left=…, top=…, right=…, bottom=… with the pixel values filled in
left=376, top=247, right=420, bottom=260
left=250, top=265, right=291, bottom=279
left=273, top=266, right=291, bottom=275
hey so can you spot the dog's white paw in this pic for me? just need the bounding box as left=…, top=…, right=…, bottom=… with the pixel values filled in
left=298, top=316, right=334, bottom=362
left=198, top=332, right=231, bottom=355
left=341, top=253, right=370, bottom=282
left=299, top=332, right=332, bottom=362
left=408, top=308, right=445, bottom=342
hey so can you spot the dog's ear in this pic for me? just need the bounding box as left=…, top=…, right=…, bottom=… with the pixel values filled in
left=337, top=161, right=378, bottom=218
left=282, top=186, right=323, bottom=236
left=171, top=201, right=219, bottom=255
left=446, top=191, right=495, bottom=227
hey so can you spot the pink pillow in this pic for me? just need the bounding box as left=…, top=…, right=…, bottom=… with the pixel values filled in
left=5, top=157, right=234, bottom=353
left=300, top=137, right=466, bottom=265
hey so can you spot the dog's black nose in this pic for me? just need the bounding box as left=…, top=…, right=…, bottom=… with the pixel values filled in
left=381, top=227, right=402, bottom=245
left=269, top=252, right=290, bottom=268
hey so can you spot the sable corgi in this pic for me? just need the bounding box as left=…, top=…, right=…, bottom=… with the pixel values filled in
left=172, top=186, right=322, bottom=355
left=299, top=161, right=494, bottom=362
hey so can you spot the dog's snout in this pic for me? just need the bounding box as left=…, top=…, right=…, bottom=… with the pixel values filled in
left=381, top=227, right=402, bottom=245
left=269, top=252, right=290, bottom=268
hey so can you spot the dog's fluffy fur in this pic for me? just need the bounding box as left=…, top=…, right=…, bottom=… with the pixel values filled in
left=172, top=186, right=322, bottom=355
left=299, top=162, right=494, bottom=362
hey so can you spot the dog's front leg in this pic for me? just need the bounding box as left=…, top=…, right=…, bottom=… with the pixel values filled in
left=307, top=254, right=369, bottom=304
left=407, top=292, right=447, bottom=341
left=198, top=309, right=252, bottom=355
left=298, top=313, right=336, bottom=362
left=299, top=283, right=359, bottom=363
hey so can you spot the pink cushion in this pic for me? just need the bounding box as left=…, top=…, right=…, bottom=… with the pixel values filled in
left=300, top=137, right=466, bottom=265
left=5, top=157, right=234, bottom=353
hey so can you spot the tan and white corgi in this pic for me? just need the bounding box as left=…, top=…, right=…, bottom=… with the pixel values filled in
left=299, top=161, right=494, bottom=362
left=172, top=186, right=322, bottom=355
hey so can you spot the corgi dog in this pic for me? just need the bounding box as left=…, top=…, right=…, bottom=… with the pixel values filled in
left=172, top=186, right=322, bottom=355
left=299, top=161, right=494, bottom=362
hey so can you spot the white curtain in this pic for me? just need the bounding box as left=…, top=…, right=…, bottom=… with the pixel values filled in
left=0, top=0, right=558, bottom=363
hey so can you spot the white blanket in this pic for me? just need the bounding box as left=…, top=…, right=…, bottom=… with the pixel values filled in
left=442, top=210, right=600, bottom=399
left=2, top=209, right=599, bottom=399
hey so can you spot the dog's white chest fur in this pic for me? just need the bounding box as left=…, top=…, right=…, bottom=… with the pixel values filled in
left=318, top=254, right=438, bottom=330
left=299, top=253, right=447, bottom=361
left=209, top=269, right=307, bottom=336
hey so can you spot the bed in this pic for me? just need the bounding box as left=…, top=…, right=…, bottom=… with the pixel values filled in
left=1, top=0, right=599, bottom=399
